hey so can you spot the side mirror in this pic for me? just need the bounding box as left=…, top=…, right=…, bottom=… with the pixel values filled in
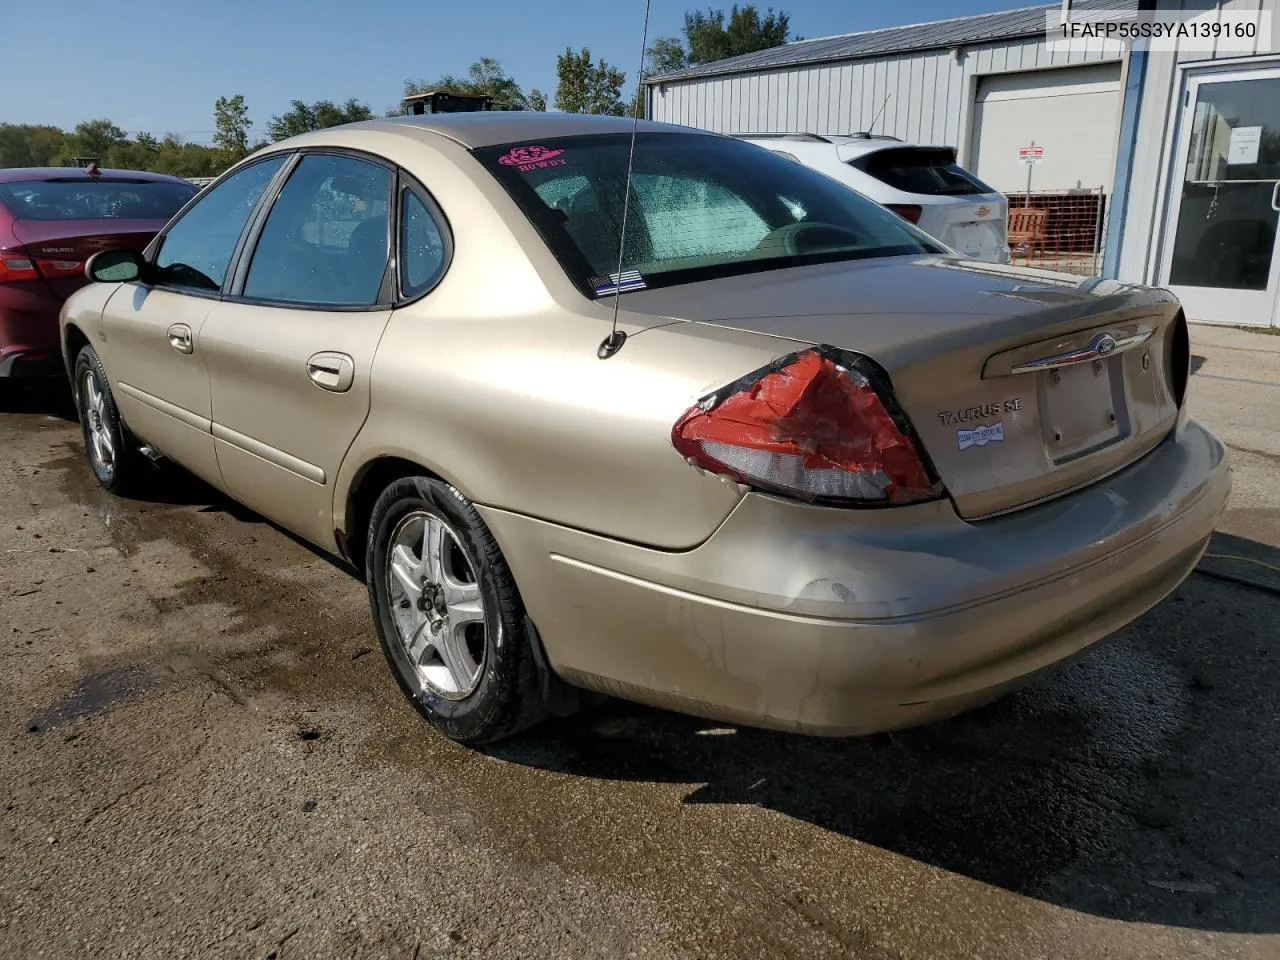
left=85, top=248, right=146, bottom=284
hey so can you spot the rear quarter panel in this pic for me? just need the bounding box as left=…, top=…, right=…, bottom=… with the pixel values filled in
left=346, top=306, right=783, bottom=550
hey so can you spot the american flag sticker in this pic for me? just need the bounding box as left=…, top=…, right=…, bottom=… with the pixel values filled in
left=590, top=270, right=646, bottom=296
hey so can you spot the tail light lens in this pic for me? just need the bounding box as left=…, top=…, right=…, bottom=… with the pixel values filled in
left=35, top=258, right=84, bottom=277
left=884, top=203, right=923, bottom=224
left=671, top=347, right=942, bottom=505
left=0, top=254, right=39, bottom=283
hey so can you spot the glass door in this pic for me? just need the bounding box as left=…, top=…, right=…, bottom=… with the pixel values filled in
left=1160, top=66, right=1280, bottom=327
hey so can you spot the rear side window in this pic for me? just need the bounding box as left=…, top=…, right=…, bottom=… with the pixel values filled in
left=851, top=148, right=995, bottom=196
left=400, top=190, right=448, bottom=297
left=154, top=156, right=286, bottom=292
left=0, top=179, right=196, bottom=221
left=243, top=153, right=392, bottom=307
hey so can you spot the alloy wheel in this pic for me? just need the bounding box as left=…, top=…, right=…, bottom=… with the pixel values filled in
left=384, top=509, right=487, bottom=699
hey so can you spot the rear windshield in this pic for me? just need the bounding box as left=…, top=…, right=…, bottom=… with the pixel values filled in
left=0, top=179, right=197, bottom=221
left=850, top=147, right=996, bottom=197
left=475, top=132, right=944, bottom=296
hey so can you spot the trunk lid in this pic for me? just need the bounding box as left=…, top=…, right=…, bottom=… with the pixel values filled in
left=625, top=256, right=1186, bottom=518
left=11, top=218, right=164, bottom=300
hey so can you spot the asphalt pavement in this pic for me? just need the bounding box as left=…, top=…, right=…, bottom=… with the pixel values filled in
left=1, top=324, right=1277, bottom=959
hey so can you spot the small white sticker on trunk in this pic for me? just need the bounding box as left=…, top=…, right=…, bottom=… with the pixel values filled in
left=957, top=422, right=1004, bottom=450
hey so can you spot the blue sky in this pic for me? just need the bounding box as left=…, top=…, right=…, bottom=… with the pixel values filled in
left=7, top=0, right=1029, bottom=142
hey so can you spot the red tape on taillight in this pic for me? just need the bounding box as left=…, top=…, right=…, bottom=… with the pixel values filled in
left=672, top=348, right=941, bottom=505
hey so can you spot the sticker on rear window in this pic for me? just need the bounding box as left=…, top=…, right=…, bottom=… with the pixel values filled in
left=590, top=270, right=646, bottom=296
left=957, top=422, right=1004, bottom=450
left=497, top=145, right=567, bottom=172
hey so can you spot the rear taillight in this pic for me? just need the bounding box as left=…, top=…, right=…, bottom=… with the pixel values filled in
left=35, top=258, right=84, bottom=277
left=671, top=347, right=942, bottom=505
left=884, top=204, right=923, bottom=224
left=0, top=254, right=39, bottom=283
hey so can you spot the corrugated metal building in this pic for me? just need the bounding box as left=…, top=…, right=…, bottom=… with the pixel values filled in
left=646, top=1, right=1129, bottom=194
left=645, top=0, right=1280, bottom=327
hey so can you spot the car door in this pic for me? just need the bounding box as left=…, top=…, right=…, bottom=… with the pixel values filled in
left=99, top=156, right=288, bottom=488
left=201, top=151, right=400, bottom=549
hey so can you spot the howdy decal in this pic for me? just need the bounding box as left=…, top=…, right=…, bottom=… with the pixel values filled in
left=498, top=145, right=567, bottom=172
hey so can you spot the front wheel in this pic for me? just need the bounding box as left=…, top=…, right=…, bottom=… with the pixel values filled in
left=365, top=475, right=546, bottom=744
left=74, top=345, right=142, bottom=494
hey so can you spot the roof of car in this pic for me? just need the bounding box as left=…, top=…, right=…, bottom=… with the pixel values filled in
left=0, top=166, right=195, bottom=185
left=331, top=113, right=705, bottom=150
left=736, top=133, right=941, bottom=159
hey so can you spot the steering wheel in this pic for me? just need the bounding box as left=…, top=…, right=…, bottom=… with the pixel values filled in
left=757, top=221, right=863, bottom=256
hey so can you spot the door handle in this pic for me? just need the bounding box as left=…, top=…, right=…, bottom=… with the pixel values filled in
left=306, top=352, right=355, bottom=393
left=167, top=323, right=193, bottom=354
left=1272, top=180, right=1280, bottom=213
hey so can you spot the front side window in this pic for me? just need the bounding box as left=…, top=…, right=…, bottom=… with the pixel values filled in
left=0, top=179, right=196, bottom=221
left=243, top=154, right=391, bottom=307
left=475, top=132, right=943, bottom=296
left=400, top=189, right=448, bottom=297
left=153, top=156, right=286, bottom=292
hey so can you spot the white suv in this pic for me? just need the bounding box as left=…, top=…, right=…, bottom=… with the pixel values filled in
left=736, top=133, right=1010, bottom=264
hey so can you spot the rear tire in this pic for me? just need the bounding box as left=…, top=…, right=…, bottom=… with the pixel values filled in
left=74, top=345, right=143, bottom=495
left=366, top=475, right=546, bottom=745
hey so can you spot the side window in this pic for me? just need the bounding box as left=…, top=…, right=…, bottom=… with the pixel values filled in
left=400, top=190, right=448, bottom=297
left=243, top=154, right=391, bottom=307
left=154, top=156, right=286, bottom=292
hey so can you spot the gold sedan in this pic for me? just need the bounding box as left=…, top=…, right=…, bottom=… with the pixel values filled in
left=61, top=113, right=1230, bottom=744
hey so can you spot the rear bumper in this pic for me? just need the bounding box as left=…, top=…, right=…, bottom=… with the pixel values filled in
left=0, top=305, right=61, bottom=379
left=481, top=417, right=1230, bottom=735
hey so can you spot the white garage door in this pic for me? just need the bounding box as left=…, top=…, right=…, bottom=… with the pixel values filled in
left=970, top=63, right=1122, bottom=194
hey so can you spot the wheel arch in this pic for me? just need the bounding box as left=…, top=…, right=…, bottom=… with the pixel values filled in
left=340, top=454, right=452, bottom=578
left=63, top=322, right=91, bottom=386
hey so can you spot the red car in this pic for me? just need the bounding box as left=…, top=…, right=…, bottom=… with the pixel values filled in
left=0, top=165, right=198, bottom=380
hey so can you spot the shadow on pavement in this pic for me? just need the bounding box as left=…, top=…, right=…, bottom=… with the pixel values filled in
left=494, top=531, right=1280, bottom=934
left=0, top=378, right=77, bottom=421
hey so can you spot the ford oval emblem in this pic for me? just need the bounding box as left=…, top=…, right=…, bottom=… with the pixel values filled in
left=1093, top=333, right=1118, bottom=357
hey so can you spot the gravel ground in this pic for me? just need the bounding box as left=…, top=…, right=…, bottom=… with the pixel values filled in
left=1, top=324, right=1277, bottom=960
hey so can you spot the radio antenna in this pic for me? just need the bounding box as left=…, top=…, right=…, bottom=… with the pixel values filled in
left=598, top=0, right=653, bottom=360
left=867, top=92, right=892, bottom=136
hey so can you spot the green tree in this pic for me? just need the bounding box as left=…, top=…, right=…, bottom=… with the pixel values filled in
left=554, top=48, right=628, bottom=116
left=0, top=124, right=69, bottom=168
left=58, top=119, right=128, bottom=165
left=646, top=36, right=689, bottom=75
left=213, top=94, right=252, bottom=161
left=104, top=131, right=161, bottom=171
left=405, top=57, right=532, bottom=110
left=648, top=4, right=794, bottom=72
left=527, top=88, right=548, bottom=112
left=266, top=98, right=375, bottom=141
